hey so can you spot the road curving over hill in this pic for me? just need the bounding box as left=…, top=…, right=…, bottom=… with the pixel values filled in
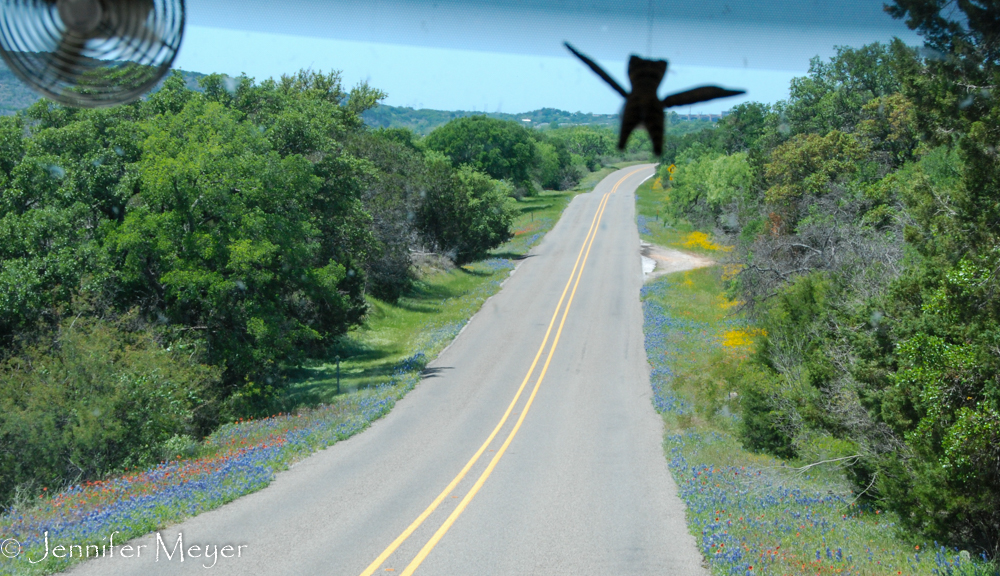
left=70, top=165, right=708, bottom=576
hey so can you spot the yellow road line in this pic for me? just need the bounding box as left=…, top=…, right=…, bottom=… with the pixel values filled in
left=399, top=170, right=632, bottom=576
left=359, top=183, right=606, bottom=576
left=360, top=167, right=647, bottom=576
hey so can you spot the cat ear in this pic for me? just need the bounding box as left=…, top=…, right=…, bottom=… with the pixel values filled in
left=565, top=42, right=629, bottom=98
left=628, top=56, right=668, bottom=79
left=661, top=86, right=745, bottom=108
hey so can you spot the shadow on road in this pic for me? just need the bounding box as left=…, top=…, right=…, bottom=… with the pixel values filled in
left=421, top=366, right=454, bottom=379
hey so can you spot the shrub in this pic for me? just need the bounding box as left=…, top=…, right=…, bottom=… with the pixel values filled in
left=0, top=318, right=219, bottom=509
left=664, top=147, right=754, bottom=227
left=419, top=154, right=517, bottom=263
left=735, top=363, right=798, bottom=460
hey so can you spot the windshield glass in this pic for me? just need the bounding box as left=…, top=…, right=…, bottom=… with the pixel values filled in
left=1, top=1, right=997, bottom=575
left=178, top=0, right=920, bottom=114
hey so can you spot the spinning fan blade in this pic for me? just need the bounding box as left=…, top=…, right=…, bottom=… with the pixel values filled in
left=49, top=32, right=86, bottom=79
left=0, top=0, right=184, bottom=108
left=102, top=0, right=157, bottom=44
left=57, top=0, right=103, bottom=35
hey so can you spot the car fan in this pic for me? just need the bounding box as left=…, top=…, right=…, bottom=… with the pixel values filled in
left=0, top=0, right=184, bottom=108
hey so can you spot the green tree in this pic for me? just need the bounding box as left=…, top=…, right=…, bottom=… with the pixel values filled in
left=663, top=148, right=753, bottom=227
left=0, top=67, right=419, bottom=509
left=424, top=116, right=537, bottom=194
left=844, top=1, right=1000, bottom=552
left=532, top=140, right=565, bottom=190
left=765, top=131, right=866, bottom=202
left=0, top=104, right=141, bottom=343
left=560, top=126, right=616, bottom=170
left=343, top=129, right=423, bottom=301
left=715, top=102, right=773, bottom=158
left=110, top=97, right=364, bottom=409
left=419, top=153, right=516, bottom=263
left=786, top=43, right=907, bottom=135
left=536, top=131, right=582, bottom=189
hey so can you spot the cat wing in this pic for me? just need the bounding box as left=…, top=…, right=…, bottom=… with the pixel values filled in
left=661, top=86, right=745, bottom=108
left=564, top=42, right=628, bottom=98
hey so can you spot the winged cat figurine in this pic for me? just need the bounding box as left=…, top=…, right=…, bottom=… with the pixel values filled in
left=565, top=42, right=745, bottom=156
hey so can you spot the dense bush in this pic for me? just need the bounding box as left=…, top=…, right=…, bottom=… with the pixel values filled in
left=552, top=126, right=616, bottom=171
left=0, top=318, right=219, bottom=505
left=422, top=116, right=646, bottom=195
left=110, top=96, right=368, bottom=403
left=532, top=137, right=579, bottom=190
left=424, top=116, right=538, bottom=194
left=661, top=146, right=753, bottom=227
left=419, top=153, right=517, bottom=263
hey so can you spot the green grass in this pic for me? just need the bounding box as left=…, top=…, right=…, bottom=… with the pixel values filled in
left=284, top=165, right=642, bottom=406
left=635, top=181, right=998, bottom=576
left=634, top=177, right=727, bottom=257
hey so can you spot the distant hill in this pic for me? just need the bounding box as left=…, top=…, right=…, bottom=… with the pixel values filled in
left=0, top=61, right=44, bottom=114
left=0, top=64, right=721, bottom=138
left=362, top=105, right=620, bottom=135
left=362, top=104, right=723, bottom=136
left=0, top=61, right=208, bottom=115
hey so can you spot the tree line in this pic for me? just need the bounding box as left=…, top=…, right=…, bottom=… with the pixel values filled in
left=0, top=69, right=648, bottom=509
left=361, top=104, right=621, bottom=135
left=658, top=2, right=1000, bottom=556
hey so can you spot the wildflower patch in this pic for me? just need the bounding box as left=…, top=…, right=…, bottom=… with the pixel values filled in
left=683, top=231, right=731, bottom=252
left=720, top=329, right=766, bottom=351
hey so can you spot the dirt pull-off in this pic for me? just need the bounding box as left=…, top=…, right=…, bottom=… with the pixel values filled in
left=641, top=241, right=715, bottom=281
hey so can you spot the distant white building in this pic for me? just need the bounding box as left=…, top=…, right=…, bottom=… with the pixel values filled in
left=675, top=112, right=726, bottom=122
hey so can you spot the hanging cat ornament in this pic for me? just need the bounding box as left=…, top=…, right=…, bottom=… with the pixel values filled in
left=565, top=42, right=745, bottom=156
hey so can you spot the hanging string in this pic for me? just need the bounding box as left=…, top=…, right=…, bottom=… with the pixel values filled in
left=646, top=0, right=654, bottom=56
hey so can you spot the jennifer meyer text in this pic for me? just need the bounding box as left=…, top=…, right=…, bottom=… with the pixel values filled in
left=23, top=531, right=246, bottom=569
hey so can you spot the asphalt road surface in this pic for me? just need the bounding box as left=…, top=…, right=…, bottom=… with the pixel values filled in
left=69, top=165, right=708, bottom=575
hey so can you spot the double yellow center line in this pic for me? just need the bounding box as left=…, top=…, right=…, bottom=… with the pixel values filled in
left=360, top=167, right=648, bottom=576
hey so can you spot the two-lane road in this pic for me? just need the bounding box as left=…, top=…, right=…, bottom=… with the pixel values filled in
left=71, top=165, right=706, bottom=575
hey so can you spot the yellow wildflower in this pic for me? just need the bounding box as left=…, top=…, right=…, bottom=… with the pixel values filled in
left=682, top=231, right=731, bottom=252
left=717, top=295, right=743, bottom=310
left=720, top=328, right=767, bottom=349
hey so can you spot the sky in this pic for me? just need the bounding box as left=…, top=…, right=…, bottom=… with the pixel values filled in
left=171, top=0, right=923, bottom=114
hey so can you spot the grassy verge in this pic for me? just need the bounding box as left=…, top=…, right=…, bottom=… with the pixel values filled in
left=0, top=165, right=628, bottom=576
left=636, top=185, right=997, bottom=576
left=635, top=177, right=730, bottom=257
